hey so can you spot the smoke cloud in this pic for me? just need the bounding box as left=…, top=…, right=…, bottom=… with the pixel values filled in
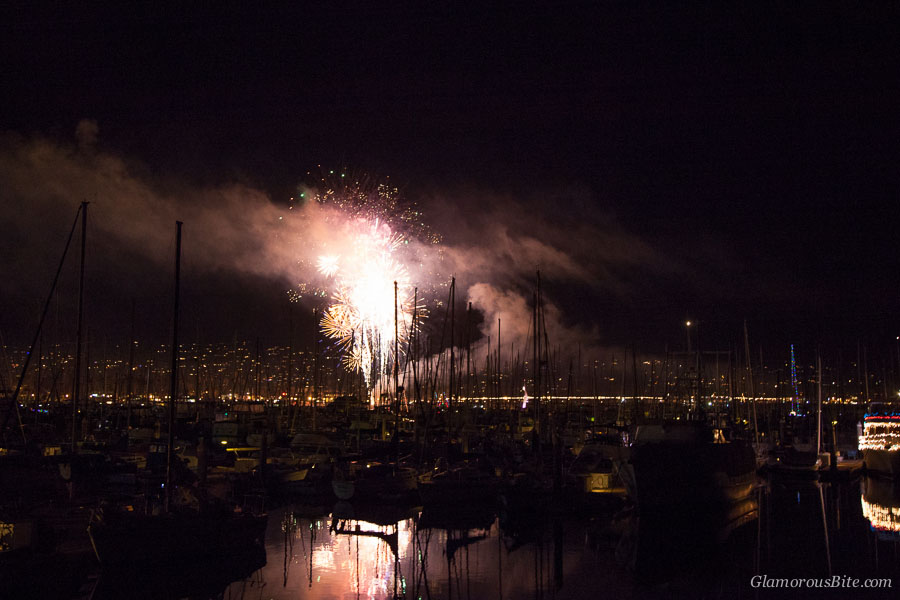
left=0, top=123, right=675, bottom=355
left=0, top=126, right=382, bottom=296
left=418, top=189, right=675, bottom=356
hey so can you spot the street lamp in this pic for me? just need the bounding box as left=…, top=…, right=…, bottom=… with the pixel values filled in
left=686, top=320, right=692, bottom=354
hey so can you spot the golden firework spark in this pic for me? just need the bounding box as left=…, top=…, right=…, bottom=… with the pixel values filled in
left=318, top=219, right=416, bottom=384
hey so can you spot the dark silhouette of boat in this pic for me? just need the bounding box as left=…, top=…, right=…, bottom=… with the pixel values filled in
left=88, top=222, right=270, bottom=572
left=618, top=421, right=757, bottom=510
left=331, top=461, right=418, bottom=501
left=418, top=462, right=500, bottom=506
left=90, top=540, right=266, bottom=599
left=87, top=505, right=267, bottom=569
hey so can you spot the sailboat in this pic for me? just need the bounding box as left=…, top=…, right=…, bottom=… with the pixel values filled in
left=766, top=353, right=827, bottom=476
left=88, top=222, right=268, bottom=569
left=616, top=330, right=757, bottom=511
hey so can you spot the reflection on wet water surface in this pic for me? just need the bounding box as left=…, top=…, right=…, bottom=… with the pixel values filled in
left=216, top=477, right=900, bottom=600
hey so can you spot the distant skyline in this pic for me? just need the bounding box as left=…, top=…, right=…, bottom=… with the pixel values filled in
left=3, top=337, right=897, bottom=405
left=2, top=3, right=899, bottom=356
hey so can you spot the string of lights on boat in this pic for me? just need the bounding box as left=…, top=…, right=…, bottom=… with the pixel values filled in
left=858, top=415, right=900, bottom=452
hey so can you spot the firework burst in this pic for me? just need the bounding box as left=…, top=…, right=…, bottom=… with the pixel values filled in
left=318, top=219, right=416, bottom=385
left=317, top=255, right=340, bottom=278
left=299, top=171, right=432, bottom=390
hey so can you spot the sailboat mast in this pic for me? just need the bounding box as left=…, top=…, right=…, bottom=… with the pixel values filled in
left=35, top=330, right=43, bottom=422
left=313, top=306, right=319, bottom=431
left=412, top=288, right=419, bottom=404
left=817, top=352, right=823, bottom=455
left=394, top=281, right=399, bottom=402
left=126, top=300, right=135, bottom=428
left=497, top=318, right=501, bottom=410
left=287, top=302, right=293, bottom=425
left=72, top=201, right=88, bottom=450
left=532, top=288, right=539, bottom=436
left=744, top=321, right=758, bottom=447
left=165, top=220, right=183, bottom=513
left=465, top=302, right=472, bottom=402
left=255, top=337, right=261, bottom=403
left=393, top=281, right=399, bottom=442
left=449, top=277, right=455, bottom=431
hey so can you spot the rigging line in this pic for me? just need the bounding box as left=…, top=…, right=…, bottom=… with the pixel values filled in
left=5, top=202, right=84, bottom=444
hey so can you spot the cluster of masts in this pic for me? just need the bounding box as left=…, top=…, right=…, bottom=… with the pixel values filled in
left=4, top=203, right=899, bottom=447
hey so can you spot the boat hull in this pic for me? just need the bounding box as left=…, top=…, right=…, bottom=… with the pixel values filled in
left=624, top=440, right=757, bottom=510
left=863, top=449, right=900, bottom=478
left=418, top=467, right=499, bottom=507
left=88, top=510, right=267, bottom=569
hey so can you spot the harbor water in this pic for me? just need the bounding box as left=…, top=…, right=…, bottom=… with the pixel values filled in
left=150, top=476, right=900, bottom=600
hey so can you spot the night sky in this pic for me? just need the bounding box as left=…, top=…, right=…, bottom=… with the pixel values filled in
left=2, top=2, right=899, bottom=361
